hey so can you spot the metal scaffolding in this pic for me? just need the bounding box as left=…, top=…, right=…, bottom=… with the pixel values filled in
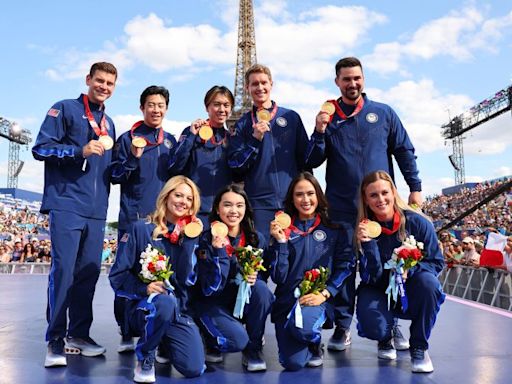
left=0, top=117, right=32, bottom=188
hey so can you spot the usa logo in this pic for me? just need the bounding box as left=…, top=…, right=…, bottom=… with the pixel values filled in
left=276, top=117, right=287, bottom=127
left=366, top=113, right=378, bottom=123
left=47, top=108, right=60, bottom=118
left=313, top=230, right=327, bottom=242
left=164, top=138, right=173, bottom=149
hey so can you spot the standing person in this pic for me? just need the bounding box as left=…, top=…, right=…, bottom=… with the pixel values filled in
left=195, top=184, right=273, bottom=372
left=354, top=171, right=444, bottom=373
left=228, top=64, right=310, bottom=243
left=306, top=57, right=422, bottom=351
left=109, top=176, right=205, bottom=383
left=168, top=86, right=235, bottom=227
left=32, top=62, right=117, bottom=367
left=267, top=172, right=353, bottom=371
left=111, top=85, right=176, bottom=352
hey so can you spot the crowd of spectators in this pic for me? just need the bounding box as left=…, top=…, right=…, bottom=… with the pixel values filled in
left=423, top=176, right=511, bottom=272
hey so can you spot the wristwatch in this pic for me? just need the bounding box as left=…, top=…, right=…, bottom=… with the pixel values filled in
left=321, top=289, right=330, bottom=299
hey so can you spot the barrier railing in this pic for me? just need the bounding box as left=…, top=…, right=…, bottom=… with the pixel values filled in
left=439, top=265, right=512, bottom=311
left=0, top=262, right=113, bottom=275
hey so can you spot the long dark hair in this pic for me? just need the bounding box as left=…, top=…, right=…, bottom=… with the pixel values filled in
left=209, top=183, right=259, bottom=247
left=283, top=172, right=336, bottom=228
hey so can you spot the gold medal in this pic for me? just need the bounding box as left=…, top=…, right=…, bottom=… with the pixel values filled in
left=256, top=109, right=271, bottom=122
left=198, top=125, right=213, bottom=141
left=211, top=221, right=229, bottom=238
left=131, top=136, right=147, bottom=148
left=98, top=135, right=114, bottom=150
left=275, top=212, right=292, bottom=229
left=366, top=220, right=382, bottom=238
left=320, top=101, right=335, bottom=115
left=184, top=221, right=202, bottom=238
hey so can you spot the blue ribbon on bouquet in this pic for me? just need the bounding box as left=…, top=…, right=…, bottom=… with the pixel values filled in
left=285, top=287, right=304, bottom=329
left=233, top=273, right=251, bottom=319
left=384, top=258, right=408, bottom=312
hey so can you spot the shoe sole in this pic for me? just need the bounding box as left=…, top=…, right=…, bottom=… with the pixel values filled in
left=65, top=345, right=106, bottom=357
left=327, top=341, right=351, bottom=351
left=205, top=356, right=224, bottom=363
left=155, top=355, right=170, bottom=364
left=306, top=360, right=324, bottom=368
left=44, top=357, right=67, bottom=368
left=242, top=359, right=267, bottom=372
left=378, top=352, right=397, bottom=360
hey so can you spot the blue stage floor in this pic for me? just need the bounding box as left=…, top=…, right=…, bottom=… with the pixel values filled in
left=1, top=274, right=511, bottom=384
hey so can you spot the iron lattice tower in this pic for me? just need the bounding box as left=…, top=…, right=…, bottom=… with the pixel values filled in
left=0, top=117, right=31, bottom=188
left=228, top=0, right=257, bottom=128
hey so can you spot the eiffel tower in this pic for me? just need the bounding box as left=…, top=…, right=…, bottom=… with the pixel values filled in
left=227, top=0, right=257, bottom=129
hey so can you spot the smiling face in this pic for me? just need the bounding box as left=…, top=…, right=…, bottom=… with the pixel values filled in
left=86, top=70, right=116, bottom=105
left=363, top=179, right=396, bottom=221
left=217, top=191, right=246, bottom=235
left=293, top=179, right=318, bottom=220
left=141, top=94, right=167, bottom=128
left=247, top=72, right=273, bottom=108
left=165, top=183, right=194, bottom=223
left=207, top=93, right=232, bottom=127
left=334, top=65, right=364, bottom=105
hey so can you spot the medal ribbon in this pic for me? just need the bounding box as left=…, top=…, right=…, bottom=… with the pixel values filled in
left=82, top=94, right=108, bottom=137
left=130, top=120, right=164, bottom=147
left=225, top=231, right=246, bottom=258
left=379, top=211, right=401, bottom=236
left=284, top=214, right=321, bottom=239
left=326, top=96, right=365, bottom=123
left=251, top=102, right=278, bottom=125
left=163, top=216, right=192, bottom=244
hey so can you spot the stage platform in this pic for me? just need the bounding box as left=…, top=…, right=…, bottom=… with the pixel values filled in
left=1, top=274, right=511, bottom=384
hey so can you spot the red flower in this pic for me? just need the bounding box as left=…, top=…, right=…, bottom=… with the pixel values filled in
left=410, top=248, right=422, bottom=260
left=305, top=271, right=312, bottom=281
left=148, top=262, right=156, bottom=273
left=311, top=269, right=320, bottom=281
left=397, top=248, right=410, bottom=259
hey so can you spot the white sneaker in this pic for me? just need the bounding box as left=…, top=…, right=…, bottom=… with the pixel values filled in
left=117, top=336, right=135, bottom=353
left=392, top=324, right=410, bottom=351
left=65, top=336, right=106, bottom=357
left=134, top=356, right=156, bottom=383
left=411, top=348, right=434, bottom=373
left=377, top=339, right=397, bottom=360
left=45, top=338, right=67, bottom=367
left=327, top=328, right=351, bottom=351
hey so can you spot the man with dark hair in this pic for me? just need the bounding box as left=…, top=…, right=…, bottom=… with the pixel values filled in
left=306, top=56, right=422, bottom=355
left=33, top=61, right=118, bottom=367
left=111, top=85, right=176, bottom=352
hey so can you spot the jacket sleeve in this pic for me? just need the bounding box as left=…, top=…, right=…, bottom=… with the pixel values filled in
left=408, top=215, right=445, bottom=278
left=304, top=130, right=327, bottom=169
left=111, top=134, right=140, bottom=184
left=171, top=235, right=200, bottom=288
left=108, top=226, right=149, bottom=300
left=294, top=113, right=311, bottom=172
left=32, top=102, right=85, bottom=165
left=388, top=109, right=422, bottom=192
left=227, top=116, right=262, bottom=175
left=360, top=240, right=384, bottom=285
left=197, top=233, right=232, bottom=296
left=168, top=127, right=195, bottom=175
left=326, top=225, right=356, bottom=297
left=267, top=240, right=291, bottom=285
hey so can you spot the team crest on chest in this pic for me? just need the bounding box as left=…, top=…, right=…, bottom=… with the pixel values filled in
left=366, top=113, right=378, bottom=123
left=313, top=230, right=327, bottom=242
left=164, top=138, right=173, bottom=149
left=276, top=117, right=287, bottom=127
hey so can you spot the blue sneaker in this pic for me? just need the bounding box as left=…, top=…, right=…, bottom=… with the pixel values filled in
left=306, top=343, right=324, bottom=367
left=134, top=354, right=156, bottom=383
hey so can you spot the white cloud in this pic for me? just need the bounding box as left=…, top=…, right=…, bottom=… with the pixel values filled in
left=111, top=114, right=190, bottom=138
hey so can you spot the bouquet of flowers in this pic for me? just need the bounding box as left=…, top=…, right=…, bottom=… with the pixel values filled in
left=384, top=235, right=424, bottom=311
left=139, top=244, right=174, bottom=290
left=298, top=267, right=330, bottom=296
left=233, top=245, right=266, bottom=319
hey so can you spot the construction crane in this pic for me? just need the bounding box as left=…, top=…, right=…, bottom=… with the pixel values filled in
left=0, top=116, right=32, bottom=188
left=441, top=85, right=512, bottom=184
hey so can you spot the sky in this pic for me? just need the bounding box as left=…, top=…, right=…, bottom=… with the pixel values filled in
left=0, top=0, right=511, bottom=222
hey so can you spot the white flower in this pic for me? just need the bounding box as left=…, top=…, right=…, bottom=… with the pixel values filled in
left=417, top=242, right=424, bottom=250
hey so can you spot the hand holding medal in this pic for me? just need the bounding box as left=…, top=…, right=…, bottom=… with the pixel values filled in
left=184, top=218, right=203, bottom=238
left=359, top=219, right=381, bottom=242
left=98, top=135, right=114, bottom=150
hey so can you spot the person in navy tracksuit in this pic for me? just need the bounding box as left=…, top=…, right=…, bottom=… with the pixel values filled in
left=355, top=171, right=444, bottom=373
left=194, top=183, right=273, bottom=372
left=32, top=62, right=118, bottom=368
left=168, top=86, right=235, bottom=227
left=111, top=85, right=176, bottom=352
left=267, top=172, right=354, bottom=371
left=109, top=176, right=205, bottom=383
left=305, top=57, right=423, bottom=351
left=227, top=64, right=310, bottom=243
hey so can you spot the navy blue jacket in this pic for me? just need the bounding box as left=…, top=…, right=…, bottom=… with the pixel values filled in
left=359, top=211, right=445, bottom=290
left=305, top=94, right=421, bottom=219
left=32, top=95, right=115, bottom=219
left=168, top=126, right=233, bottom=215
left=195, top=230, right=266, bottom=309
left=266, top=218, right=354, bottom=323
left=109, top=220, right=199, bottom=314
left=228, top=103, right=310, bottom=210
left=111, top=124, right=176, bottom=231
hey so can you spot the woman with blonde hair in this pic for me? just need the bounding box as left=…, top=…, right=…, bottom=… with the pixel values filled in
left=109, top=175, right=205, bottom=383
left=354, top=170, right=444, bottom=373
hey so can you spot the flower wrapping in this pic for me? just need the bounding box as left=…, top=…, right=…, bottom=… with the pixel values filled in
left=233, top=245, right=266, bottom=319
left=384, top=235, right=424, bottom=311
left=139, top=244, right=174, bottom=292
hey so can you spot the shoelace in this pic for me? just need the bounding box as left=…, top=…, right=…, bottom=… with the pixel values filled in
left=410, top=348, right=425, bottom=360
left=142, top=355, right=155, bottom=370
